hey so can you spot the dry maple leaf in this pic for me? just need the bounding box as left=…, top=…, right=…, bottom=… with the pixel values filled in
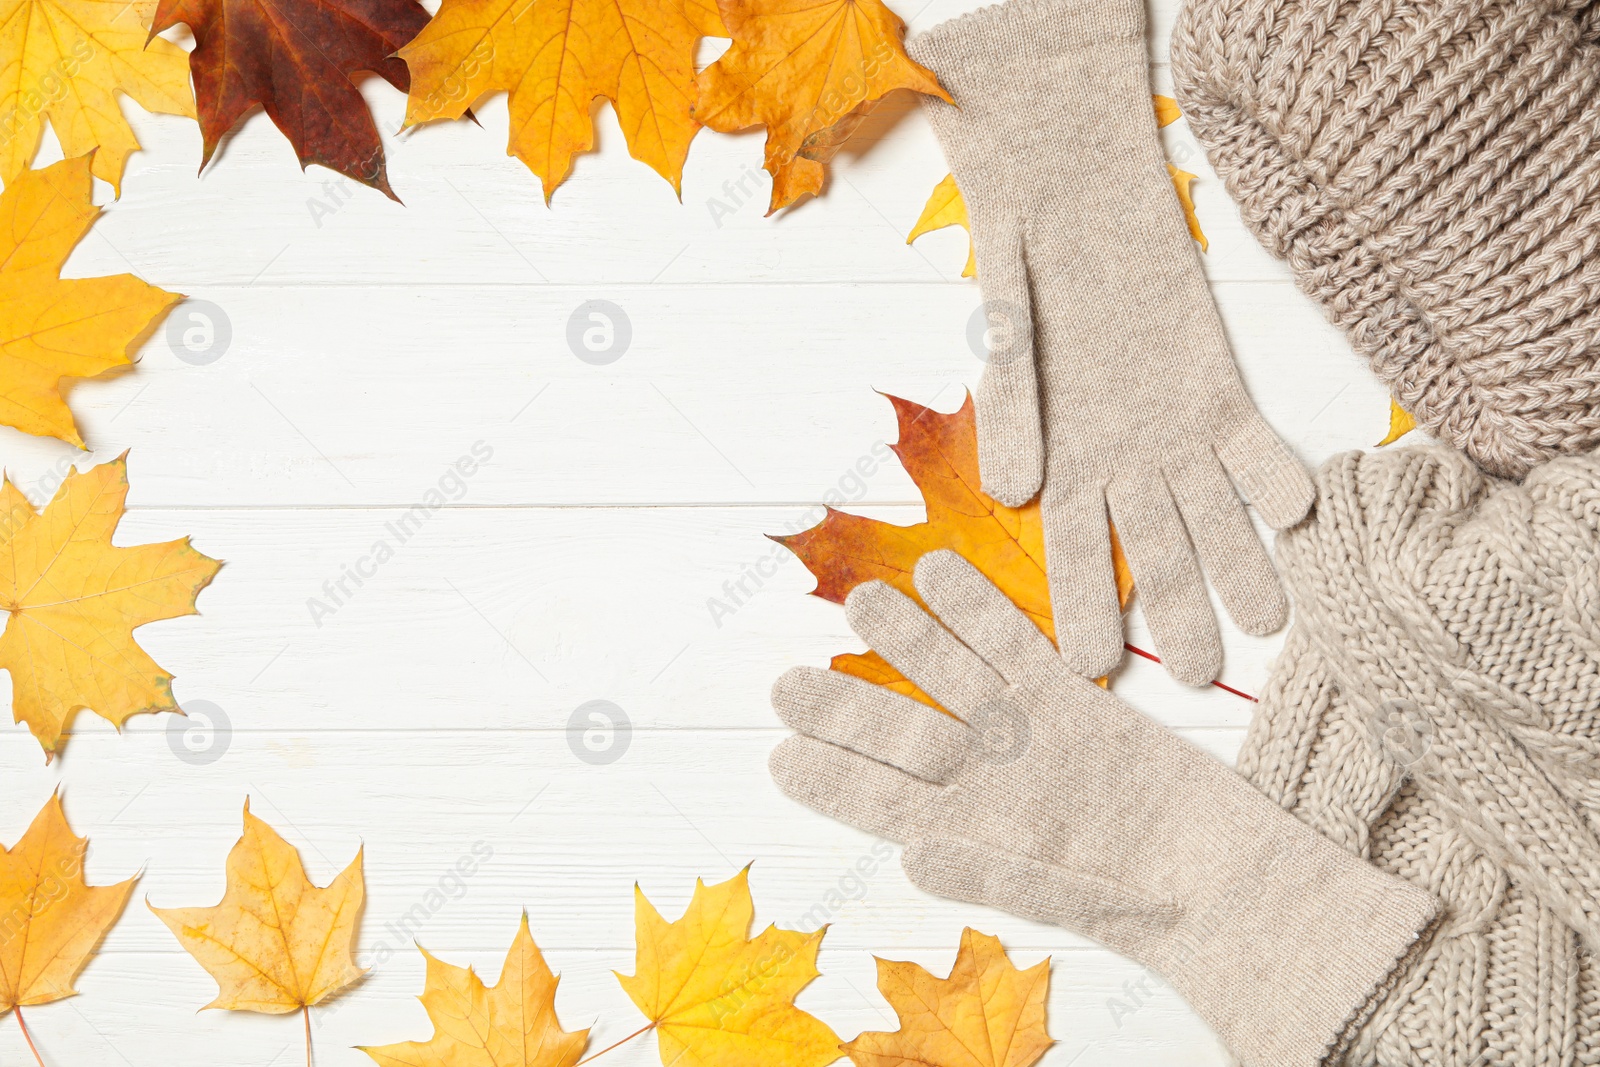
left=906, top=173, right=973, bottom=278
left=0, top=0, right=193, bottom=191
left=150, top=0, right=430, bottom=198
left=1378, top=399, right=1418, bottom=447
left=695, top=0, right=947, bottom=213
left=843, top=928, right=1051, bottom=1067
left=151, top=800, right=366, bottom=1014
left=766, top=100, right=875, bottom=211
left=0, top=453, right=221, bottom=759
left=616, top=867, right=842, bottom=1067
left=1167, top=164, right=1207, bottom=252
left=0, top=794, right=136, bottom=1016
left=361, top=914, right=589, bottom=1067
left=399, top=0, right=726, bottom=201
left=1153, top=94, right=1181, bottom=128
left=0, top=154, right=182, bottom=447
left=1150, top=97, right=1207, bottom=250
left=773, top=393, right=1131, bottom=709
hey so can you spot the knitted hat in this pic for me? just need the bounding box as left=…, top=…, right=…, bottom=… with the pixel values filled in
left=1171, top=0, right=1600, bottom=478
left=1245, top=445, right=1600, bottom=1062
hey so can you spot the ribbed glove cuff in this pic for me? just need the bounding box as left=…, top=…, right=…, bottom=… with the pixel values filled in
left=1164, top=818, right=1439, bottom=1067
left=907, top=0, right=1142, bottom=78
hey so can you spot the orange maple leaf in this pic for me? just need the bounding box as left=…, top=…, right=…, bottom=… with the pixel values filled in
left=695, top=0, right=948, bottom=213
left=400, top=0, right=726, bottom=200
left=0, top=794, right=136, bottom=1015
left=773, top=393, right=1132, bottom=708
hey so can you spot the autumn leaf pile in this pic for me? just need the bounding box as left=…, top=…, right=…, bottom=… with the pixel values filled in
left=0, top=0, right=948, bottom=207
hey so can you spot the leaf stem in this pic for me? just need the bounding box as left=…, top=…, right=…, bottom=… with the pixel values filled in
left=574, top=1022, right=656, bottom=1066
left=304, top=1003, right=312, bottom=1067
left=1123, top=643, right=1257, bottom=701
left=15, top=1006, right=44, bottom=1067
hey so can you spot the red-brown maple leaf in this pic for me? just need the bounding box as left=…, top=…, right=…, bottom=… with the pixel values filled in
left=151, top=0, right=431, bottom=198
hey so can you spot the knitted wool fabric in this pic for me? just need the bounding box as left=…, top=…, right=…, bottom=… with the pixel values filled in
left=1170, top=0, right=1600, bottom=478
left=1245, top=445, right=1600, bottom=1063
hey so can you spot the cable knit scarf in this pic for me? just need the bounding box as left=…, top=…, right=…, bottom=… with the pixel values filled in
left=1171, top=0, right=1600, bottom=478
left=1245, top=446, right=1600, bottom=1064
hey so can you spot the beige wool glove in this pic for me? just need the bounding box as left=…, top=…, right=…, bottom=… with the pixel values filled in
left=907, top=0, right=1314, bottom=685
left=770, top=550, right=1438, bottom=1067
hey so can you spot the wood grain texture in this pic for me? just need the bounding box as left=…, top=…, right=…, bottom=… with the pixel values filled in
left=0, top=0, right=1410, bottom=1060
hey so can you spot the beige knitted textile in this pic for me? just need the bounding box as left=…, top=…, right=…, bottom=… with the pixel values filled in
left=1170, top=0, right=1600, bottom=478
left=1247, top=445, right=1600, bottom=1063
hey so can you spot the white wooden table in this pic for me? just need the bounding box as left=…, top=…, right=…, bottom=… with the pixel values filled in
left=0, top=2, right=1408, bottom=1063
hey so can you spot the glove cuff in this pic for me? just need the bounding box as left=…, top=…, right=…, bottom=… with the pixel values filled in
left=1158, top=814, right=1440, bottom=1067
left=907, top=0, right=1142, bottom=80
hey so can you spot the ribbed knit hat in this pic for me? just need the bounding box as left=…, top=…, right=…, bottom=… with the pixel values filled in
left=1245, top=445, right=1600, bottom=1062
left=1171, top=0, right=1600, bottom=478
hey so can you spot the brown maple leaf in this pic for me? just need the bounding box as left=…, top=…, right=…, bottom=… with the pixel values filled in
left=150, top=0, right=432, bottom=198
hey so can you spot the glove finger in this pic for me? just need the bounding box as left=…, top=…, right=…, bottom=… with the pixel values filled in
left=1168, top=449, right=1288, bottom=636
left=911, top=550, right=1061, bottom=685
left=1041, top=480, right=1125, bottom=679
left=845, top=580, right=1008, bottom=721
left=969, top=212, right=1043, bottom=509
left=902, top=835, right=1181, bottom=952
left=1107, top=476, right=1223, bottom=686
left=1215, top=413, right=1314, bottom=530
left=772, top=666, right=972, bottom=783
left=769, top=736, right=942, bottom=843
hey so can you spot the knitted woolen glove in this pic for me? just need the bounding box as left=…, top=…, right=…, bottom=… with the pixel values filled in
left=1256, top=445, right=1600, bottom=1062
left=1171, top=0, right=1600, bottom=479
left=906, top=0, right=1313, bottom=687
left=769, top=549, right=1437, bottom=1067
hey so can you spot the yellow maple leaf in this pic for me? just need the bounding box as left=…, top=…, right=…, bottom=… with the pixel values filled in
left=0, top=794, right=136, bottom=1015
left=1377, top=399, right=1417, bottom=446
left=774, top=394, right=1132, bottom=709
left=0, top=0, right=193, bottom=191
left=398, top=0, right=726, bottom=201
left=616, top=867, right=842, bottom=1067
left=911, top=158, right=1205, bottom=276
left=0, top=154, right=182, bottom=447
left=907, top=173, right=974, bottom=278
left=361, top=914, right=589, bottom=1067
left=1167, top=164, right=1207, bottom=252
left=151, top=800, right=366, bottom=1014
left=0, top=453, right=221, bottom=759
left=1153, top=94, right=1181, bottom=128
left=696, top=0, right=948, bottom=213
left=843, top=929, right=1051, bottom=1067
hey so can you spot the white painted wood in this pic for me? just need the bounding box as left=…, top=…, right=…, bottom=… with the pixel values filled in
left=0, top=0, right=1414, bottom=1061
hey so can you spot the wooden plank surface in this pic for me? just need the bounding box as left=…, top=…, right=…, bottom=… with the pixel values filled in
left=0, top=0, right=1417, bottom=1062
